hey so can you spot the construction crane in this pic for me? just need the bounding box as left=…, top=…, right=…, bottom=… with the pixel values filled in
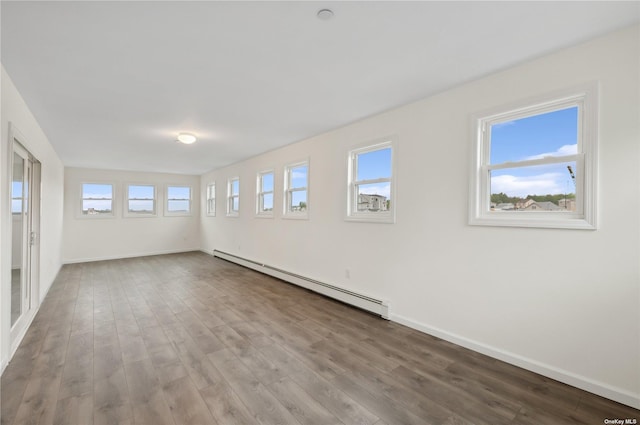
left=567, top=165, right=576, bottom=187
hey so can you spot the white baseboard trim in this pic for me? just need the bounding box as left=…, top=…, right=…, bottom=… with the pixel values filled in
left=391, top=313, right=640, bottom=410
left=62, top=248, right=201, bottom=264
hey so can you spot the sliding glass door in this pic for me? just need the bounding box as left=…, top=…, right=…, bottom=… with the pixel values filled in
left=9, top=132, right=40, bottom=350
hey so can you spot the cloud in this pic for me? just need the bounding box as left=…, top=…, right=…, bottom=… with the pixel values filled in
left=525, top=144, right=577, bottom=161
left=291, top=170, right=307, bottom=179
left=491, top=172, right=571, bottom=198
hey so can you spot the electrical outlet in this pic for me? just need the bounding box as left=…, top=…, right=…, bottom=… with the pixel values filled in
left=345, top=269, right=350, bottom=279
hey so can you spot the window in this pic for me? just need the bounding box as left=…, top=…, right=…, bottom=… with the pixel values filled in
left=469, top=83, right=598, bottom=229
left=256, top=170, right=274, bottom=217
left=227, top=177, right=240, bottom=216
left=165, top=185, right=191, bottom=216
left=206, top=183, right=216, bottom=216
left=81, top=183, right=114, bottom=216
left=11, top=181, right=23, bottom=215
left=284, top=161, right=308, bottom=218
left=125, top=184, right=156, bottom=216
left=347, top=139, right=396, bottom=223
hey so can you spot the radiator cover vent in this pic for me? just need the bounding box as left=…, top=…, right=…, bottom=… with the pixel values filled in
left=213, top=250, right=389, bottom=319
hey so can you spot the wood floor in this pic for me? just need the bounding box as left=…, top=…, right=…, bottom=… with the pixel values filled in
left=2, top=252, right=638, bottom=425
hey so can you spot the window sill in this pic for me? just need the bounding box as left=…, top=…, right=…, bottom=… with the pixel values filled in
left=123, top=213, right=157, bottom=218
left=469, top=213, right=596, bottom=230
left=255, top=214, right=274, bottom=219
left=345, top=213, right=395, bottom=224
left=77, top=213, right=116, bottom=219
left=282, top=213, right=308, bottom=220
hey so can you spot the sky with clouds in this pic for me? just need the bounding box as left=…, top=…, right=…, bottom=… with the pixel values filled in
left=490, top=106, right=578, bottom=198
left=357, top=147, right=392, bottom=199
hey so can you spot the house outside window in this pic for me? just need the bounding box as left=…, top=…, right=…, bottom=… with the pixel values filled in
left=227, top=177, right=240, bottom=216
left=256, top=170, right=274, bottom=217
left=469, top=83, right=598, bottom=229
left=81, top=183, right=114, bottom=216
left=347, top=138, right=396, bottom=223
left=284, top=161, right=308, bottom=219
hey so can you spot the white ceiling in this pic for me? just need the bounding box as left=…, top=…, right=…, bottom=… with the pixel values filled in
left=2, top=1, right=639, bottom=175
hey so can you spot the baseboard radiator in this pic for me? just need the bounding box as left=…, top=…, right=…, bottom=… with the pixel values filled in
left=212, top=250, right=389, bottom=319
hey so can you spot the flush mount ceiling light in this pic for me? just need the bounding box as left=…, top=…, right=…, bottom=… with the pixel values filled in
left=176, top=133, right=196, bottom=144
left=317, top=8, right=334, bottom=20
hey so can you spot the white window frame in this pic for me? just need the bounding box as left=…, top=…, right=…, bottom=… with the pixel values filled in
left=256, top=169, right=275, bottom=218
left=206, top=182, right=216, bottom=217
left=80, top=182, right=115, bottom=218
left=124, top=183, right=156, bottom=217
left=227, top=177, right=240, bottom=217
left=346, top=138, right=397, bottom=224
left=469, top=83, right=598, bottom=230
left=165, top=184, right=192, bottom=216
left=283, top=160, right=309, bottom=219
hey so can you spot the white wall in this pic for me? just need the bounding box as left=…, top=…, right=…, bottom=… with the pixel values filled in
left=63, top=167, right=200, bottom=263
left=200, top=26, right=640, bottom=407
left=1, top=66, right=65, bottom=371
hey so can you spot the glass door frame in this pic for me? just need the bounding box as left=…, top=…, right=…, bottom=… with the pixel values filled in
left=8, top=124, right=40, bottom=355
